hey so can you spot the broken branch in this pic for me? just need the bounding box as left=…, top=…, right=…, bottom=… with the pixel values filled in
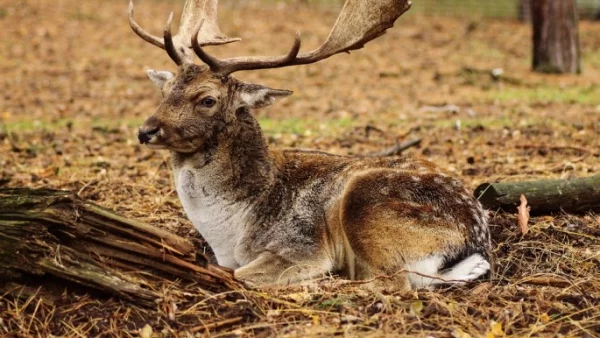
left=0, top=188, right=240, bottom=307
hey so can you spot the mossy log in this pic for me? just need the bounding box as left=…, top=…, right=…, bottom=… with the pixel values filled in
left=0, top=188, right=239, bottom=307
left=474, top=174, right=600, bottom=214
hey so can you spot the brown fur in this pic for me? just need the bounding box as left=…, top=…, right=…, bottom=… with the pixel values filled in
left=138, top=64, right=491, bottom=289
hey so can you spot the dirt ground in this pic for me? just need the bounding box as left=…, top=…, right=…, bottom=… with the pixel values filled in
left=1, top=0, right=599, bottom=337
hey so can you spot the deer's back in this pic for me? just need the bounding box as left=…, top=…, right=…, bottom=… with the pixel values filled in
left=239, top=149, right=489, bottom=267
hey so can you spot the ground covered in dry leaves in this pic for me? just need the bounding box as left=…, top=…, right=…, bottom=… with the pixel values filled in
left=1, top=0, right=599, bottom=337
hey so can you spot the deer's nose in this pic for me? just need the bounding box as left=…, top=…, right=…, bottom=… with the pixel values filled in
left=138, top=126, right=160, bottom=144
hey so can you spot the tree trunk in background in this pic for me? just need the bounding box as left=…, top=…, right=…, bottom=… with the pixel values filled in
left=518, top=0, right=531, bottom=22
left=531, top=0, right=581, bottom=73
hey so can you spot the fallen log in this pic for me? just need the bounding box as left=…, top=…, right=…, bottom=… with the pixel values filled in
left=474, top=174, right=600, bottom=214
left=0, top=188, right=240, bottom=308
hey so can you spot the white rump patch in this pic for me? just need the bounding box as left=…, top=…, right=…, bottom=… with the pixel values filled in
left=440, top=253, right=490, bottom=283
left=405, top=255, right=444, bottom=288
left=406, top=254, right=490, bottom=288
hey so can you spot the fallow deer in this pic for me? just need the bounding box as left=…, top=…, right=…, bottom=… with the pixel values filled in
left=129, top=0, right=491, bottom=290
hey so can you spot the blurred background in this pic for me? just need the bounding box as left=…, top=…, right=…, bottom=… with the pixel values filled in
left=0, top=0, right=599, bottom=225
left=297, top=0, right=600, bottom=19
left=1, top=2, right=599, bottom=335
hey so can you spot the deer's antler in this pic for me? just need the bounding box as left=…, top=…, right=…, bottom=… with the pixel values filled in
left=129, top=0, right=240, bottom=65
left=130, top=0, right=411, bottom=72
left=194, top=0, right=412, bottom=75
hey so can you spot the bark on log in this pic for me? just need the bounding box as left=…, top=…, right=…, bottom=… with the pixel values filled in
left=474, top=174, right=600, bottom=214
left=0, top=188, right=240, bottom=307
left=531, top=0, right=581, bottom=74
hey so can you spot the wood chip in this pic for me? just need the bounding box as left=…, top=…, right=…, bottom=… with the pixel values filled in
left=517, top=194, right=530, bottom=235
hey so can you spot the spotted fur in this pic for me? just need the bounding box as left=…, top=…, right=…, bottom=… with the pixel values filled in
left=138, top=64, right=492, bottom=289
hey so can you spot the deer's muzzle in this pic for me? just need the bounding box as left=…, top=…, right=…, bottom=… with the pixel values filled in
left=138, top=125, right=160, bottom=144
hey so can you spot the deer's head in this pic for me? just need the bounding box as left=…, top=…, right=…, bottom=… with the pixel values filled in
left=130, top=0, right=411, bottom=153
left=137, top=63, right=291, bottom=153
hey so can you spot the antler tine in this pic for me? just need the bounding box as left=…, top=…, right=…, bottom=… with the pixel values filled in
left=177, top=0, right=241, bottom=50
left=129, top=0, right=239, bottom=66
left=129, top=0, right=165, bottom=49
left=192, top=20, right=224, bottom=71
left=192, top=25, right=302, bottom=74
left=206, top=0, right=411, bottom=75
left=220, top=32, right=302, bottom=74
left=164, top=12, right=185, bottom=66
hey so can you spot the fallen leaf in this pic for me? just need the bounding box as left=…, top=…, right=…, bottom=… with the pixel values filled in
left=410, top=300, right=424, bottom=315
left=490, top=321, right=504, bottom=336
left=471, top=282, right=492, bottom=295
left=517, top=194, right=530, bottom=235
left=452, top=328, right=472, bottom=338
left=139, top=324, right=152, bottom=338
left=539, top=313, right=550, bottom=323
left=282, top=292, right=311, bottom=305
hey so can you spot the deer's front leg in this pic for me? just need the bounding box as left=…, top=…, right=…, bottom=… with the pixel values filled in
left=234, top=252, right=328, bottom=286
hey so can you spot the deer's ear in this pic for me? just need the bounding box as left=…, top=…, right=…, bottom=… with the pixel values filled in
left=146, top=69, right=174, bottom=90
left=239, top=83, right=292, bottom=109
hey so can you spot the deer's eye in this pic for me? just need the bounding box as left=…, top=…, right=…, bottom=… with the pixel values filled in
left=200, top=97, right=216, bottom=107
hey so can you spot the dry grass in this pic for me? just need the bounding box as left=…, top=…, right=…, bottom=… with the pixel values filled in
left=1, top=0, right=599, bottom=336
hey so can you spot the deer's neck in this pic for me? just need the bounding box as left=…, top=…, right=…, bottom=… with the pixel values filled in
left=170, top=109, right=274, bottom=268
left=172, top=109, right=274, bottom=195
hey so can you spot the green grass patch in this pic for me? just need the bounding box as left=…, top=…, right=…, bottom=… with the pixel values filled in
left=69, top=9, right=100, bottom=21
left=90, top=117, right=145, bottom=131
left=0, top=119, right=66, bottom=133
left=409, top=0, right=517, bottom=18
left=258, top=116, right=354, bottom=136
left=583, top=48, right=600, bottom=70
left=489, top=85, right=600, bottom=105
left=464, top=40, right=508, bottom=61
left=2, top=115, right=352, bottom=136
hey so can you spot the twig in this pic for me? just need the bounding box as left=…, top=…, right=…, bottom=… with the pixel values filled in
left=364, top=124, right=385, bottom=138
left=548, top=155, right=590, bottom=173
left=365, top=138, right=422, bottom=157
left=517, top=276, right=573, bottom=288
left=189, top=316, right=244, bottom=333
left=77, top=179, right=98, bottom=197
left=418, top=105, right=460, bottom=114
